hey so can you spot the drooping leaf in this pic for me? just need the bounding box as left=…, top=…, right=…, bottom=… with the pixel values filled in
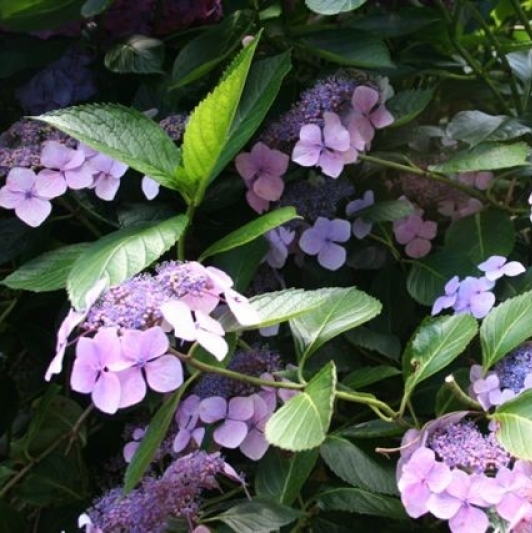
left=211, top=51, right=292, bottom=178
left=199, top=207, right=299, bottom=260
left=481, top=290, right=532, bottom=370
left=0, top=0, right=83, bottom=31
left=211, top=500, right=303, bottom=533
left=2, top=243, right=89, bottom=292
left=305, top=0, right=367, bottom=15
left=124, top=388, right=182, bottom=493
left=178, top=33, right=260, bottom=204
left=34, top=104, right=183, bottom=193
left=429, top=142, right=530, bottom=172
left=320, top=436, right=397, bottom=494
left=299, top=30, right=393, bottom=69
left=255, top=448, right=319, bottom=505
left=385, top=89, right=433, bottom=128
left=170, top=11, right=254, bottom=89
left=342, top=365, right=401, bottom=390
left=492, top=389, right=532, bottom=460
left=403, top=314, right=478, bottom=399
left=104, top=35, right=164, bottom=74
left=289, top=287, right=382, bottom=360
left=265, top=362, right=336, bottom=451
left=67, top=215, right=187, bottom=309
left=445, top=210, right=515, bottom=264
left=317, top=487, right=407, bottom=519
left=446, top=111, right=532, bottom=147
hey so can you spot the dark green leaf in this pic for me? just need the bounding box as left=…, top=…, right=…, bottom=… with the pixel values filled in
left=0, top=0, right=83, bottom=31
left=305, top=0, right=367, bottom=15
left=0, top=501, right=27, bottom=532
left=340, top=419, right=407, bottom=439
left=385, top=89, right=433, bottom=128
left=344, top=328, right=401, bottom=360
left=105, top=35, right=164, bottom=74
left=342, top=365, right=400, bottom=389
left=355, top=200, right=415, bottom=223
left=81, top=0, right=114, bottom=17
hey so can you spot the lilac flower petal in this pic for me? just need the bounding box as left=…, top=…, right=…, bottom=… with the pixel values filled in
left=224, top=288, right=260, bottom=326
left=318, top=149, right=345, bottom=178
left=16, top=196, right=52, bottom=227
left=196, top=327, right=229, bottom=361
left=92, top=371, right=121, bottom=414
left=292, top=141, right=321, bottom=168
left=0, top=188, right=21, bottom=209
left=469, top=291, right=496, bottom=319
left=253, top=174, right=284, bottom=201
left=352, top=218, right=372, bottom=239
left=352, top=86, right=380, bottom=114
left=123, top=441, right=140, bottom=463
left=349, top=115, right=374, bottom=145
left=329, top=218, right=351, bottom=242
left=418, top=220, right=437, bottom=240
left=117, top=367, right=146, bottom=408
left=245, top=189, right=269, bottom=213
left=299, top=123, right=322, bottom=145
left=448, top=505, right=488, bottom=533
left=318, top=242, right=346, bottom=270
left=35, top=169, right=68, bottom=198
left=64, top=165, right=94, bottom=189
left=235, top=152, right=256, bottom=181
left=478, top=255, right=505, bottom=273
left=145, top=355, right=183, bottom=393
left=240, top=428, right=269, bottom=460
left=94, top=176, right=120, bottom=201
left=160, top=300, right=196, bottom=341
left=228, top=396, right=255, bottom=421
left=138, top=326, right=169, bottom=362
left=400, top=482, right=431, bottom=518
left=426, top=491, right=462, bottom=520
left=213, top=419, right=248, bottom=448
left=141, top=176, right=160, bottom=200
left=323, top=112, right=350, bottom=152
left=502, top=261, right=526, bottom=277
left=199, top=396, right=227, bottom=423
left=5, top=167, right=37, bottom=191
left=370, top=106, right=394, bottom=129
left=173, top=429, right=193, bottom=453
left=40, top=141, right=73, bottom=169
left=405, top=237, right=431, bottom=258
left=71, top=357, right=98, bottom=394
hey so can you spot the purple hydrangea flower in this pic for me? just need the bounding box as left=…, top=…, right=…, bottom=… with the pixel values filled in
left=239, top=393, right=274, bottom=460
left=477, top=255, right=525, bottom=281
left=264, top=227, right=295, bottom=269
left=345, top=190, right=375, bottom=239
left=0, top=167, right=56, bottom=227
left=299, top=216, right=351, bottom=270
left=173, top=394, right=205, bottom=453
left=454, top=276, right=496, bottom=319
left=393, top=212, right=437, bottom=258
left=292, top=112, right=357, bottom=178
left=432, top=275, right=461, bottom=316
left=459, top=171, right=493, bottom=191
left=141, top=176, right=160, bottom=200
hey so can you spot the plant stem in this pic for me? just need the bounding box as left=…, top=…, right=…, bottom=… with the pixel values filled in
left=335, top=390, right=396, bottom=420
left=0, top=298, right=18, bottom=327
left=444, top=374, right=482, bottom=409
left=178, top=204, right=196, bottom=261
left=57, top=197, right=102, bottom=238
left=509, top=0, right=532, bottom=40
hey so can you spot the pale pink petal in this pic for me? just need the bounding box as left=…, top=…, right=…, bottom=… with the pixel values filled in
left=94, top=176, right=120, bottom=201
left=405, top=238, right=431, bottom=258
left=299, top=123, right=323, bottom=145
left=199, top=396, right=227, bottom=423
left=40, top=141, right=73, bottom=169
left=6, top=167, right=37, bottom=191
left=224, top=289, right=260, bottom=326
left=253, top=174, right=284, bottom=201
left=117, top=367, right=146, bottom=408
left=214, top=419, right=248, bottom=448
left=63, top=149, right=86, bottom=170
left=160, top=300, right=196, bottom=341
left=141, top=176, right=160, bottom=200
left=323, top=112, right=350, bottom=151
left=370, top=106, right=394, bottom=129
left=349, top=115, right=374, bottom=144
left=502, top=261, right=526, bottom=277
left=64, top=166, right=95, bottom=189
left=245, top=190, right=269, bottom=213
left=318, top=242, right=346, bottom=270
left=16, top=197, right=52, bottom=227
left=196, top=328, right=228, bottom=361
left=292, top=141, right=321, bottom=168
left=240, top=428, right=269, bottom=460
left=418, top=220, right=438, bottom=240
left=0, top=188, right=22, bottom=208
left=145, top=355, right=183, bottom=392
left=426, top=491, right=462, bottom=520
left=265, top=148, right=289, bottom=177
left=448, top=505, right=488, bottom=533
left=352, top=86, right=380, bottom=113
left=139, top=326, right=169, bottom=361
left=400, top=482, right=431, bottom=518
left=35, top=170, right=67, bottom=198
left=228, top=396, right=255, bottom=421
left=318, top=150, right=345, bottom=178
left=235, top=152, right=257, bottom=181
left=71, top=357, right=98, bottom=394
left=92, top=372, right=121, bottom=414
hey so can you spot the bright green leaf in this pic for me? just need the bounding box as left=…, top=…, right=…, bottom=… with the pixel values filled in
left=445, top=210, right=515, bottom=265
left=317, top=487, right=407, bottom=519
left=199, top=207, right=299, bottom=260
left=429, top=142, right=530, bottom=172
left=67, top=215, right=187, bottom=310
left=492, top=389, right=532, bottom=460
left=289, top=287, right=382, bottom=359
left=265, top=362, right=336, bottom=451
left=385, top=89, right=433, bottom=128
left=2, top=243, right=89, bottom=292
left=305, top=0, right=367, bottom=15
left=320, top=436, right=397, bottom=494
left=299, top=30, right=393, bottom=69
left=33, top=104, right=183, bottom=193
left=481, top=290, right=532, bottom=370
left=403, top=314, right=478, bottom=399
left=255, top=448, right=319, bottom=505
left=105, top=35, right=164, bottom=74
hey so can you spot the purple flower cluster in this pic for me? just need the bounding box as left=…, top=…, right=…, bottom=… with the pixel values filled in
left=83, top=451, right=237, bottom=532
left=470, top=343, right=532, bottom=410
left=47, top=262, right=259, bottom=407
left=397, top=413, right=532, bottom=533
left=16, top=48, right=96, bottom=115
left=432, top=256, right=525, bottom=319
left=393, top=202, right=438, bottom=258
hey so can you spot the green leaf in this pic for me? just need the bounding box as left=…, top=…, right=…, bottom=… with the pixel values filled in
left=446, top=111, right=532, bottom=147
left=34, top=104, right=183, bottom=193
left=179, top=33, right=260, bottom=205
left=445, top=210, right=515, bottom=265
left=340, top=419, right=407, bottom=439
left=344, top=328, right=401, bottom=360
left=212, top=500, right=303, bottom=533
left=211, top=51, right=292, bottom=178
left=124, top=388, right=182, bottom=493
left=403, top=314, right=478, bottom=399
left=0, top=501, right=27, bottom=531
left=265, top=362, right=336, bottom=451
left=81, top=0, right=114, bottom=16
left=406, top=250, right=476, bottom=306
left=481, top=290, right=532, bottom=370
left=385, top=89, right=433, bottom=128
left=255, top=448, right=319, bottom=505
left=305, top=0, right=367, bottom=15
left=355, top=200, right=415, bottom=223
left=2, top=243, right=89, bottom=292
left=317, top=487, right=407, bottom=519
left=170, top=11, right=253, bottom=89
left=104, top=35, right=164, bottom=74
left=492, top=389, right=532, bottom=460
left=429, top=142, right=530, bottom=173
left=199, top=207, right=299, bottom=261
left=342, top=365, right=400, bottom=390
left=299, top=30, right=393, bottom=69
left=219, top=287, right=336, bottom=332
left=67, top=215, right=187, bottom=310
left=289, top=287, right=382, bottom=360
left=0, top=0, right=83, bottom=31
left=320, top=436, right=397, bottom=494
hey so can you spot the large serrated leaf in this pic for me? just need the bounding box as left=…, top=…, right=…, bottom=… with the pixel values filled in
left=255, top=448, right=319, bottom=505
left=211, top=500, right=303, bottom=533
left=33, top=103, right=183, bottom=193
left=445, top=210, right=515, bottom=264
left=305, top=0, right=367, bottom=15
left=265, top=362, right=336, bottom=451
left=320, top=436, right=397, bottom=495
left=403, top=314, right=478, bottom=399
left=179, top=33, right=260, bottom=204
left=429, top=142, right=530, bottom=172
left=67, top=215, right=187, bottom=309
left=2, top=243, right=89, bottom=292
left=289, top=287, right=382, bottom=359
left=492, top=389, right=532, bottom=460
left=317, top=487, right=407, bottom=519
left=481, top=290, right=532, bottom=370
left=199, top=207, right=298, bottom=260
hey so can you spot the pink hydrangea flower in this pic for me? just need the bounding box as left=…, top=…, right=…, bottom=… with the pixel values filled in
left=292, top=112, right=357, bottom=178
left=88, top=153, right=128, bottom=201
left=0, top=167, right=57, bottom=227
left=393, top=214, right=437, bottom=258
left=477, top=255, right=525, bottom=281
left=459, top=171, right=493, bottom=191
left=345, top=190, right=375, bottom=239
left=235, top=142, right=289, bottom=213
